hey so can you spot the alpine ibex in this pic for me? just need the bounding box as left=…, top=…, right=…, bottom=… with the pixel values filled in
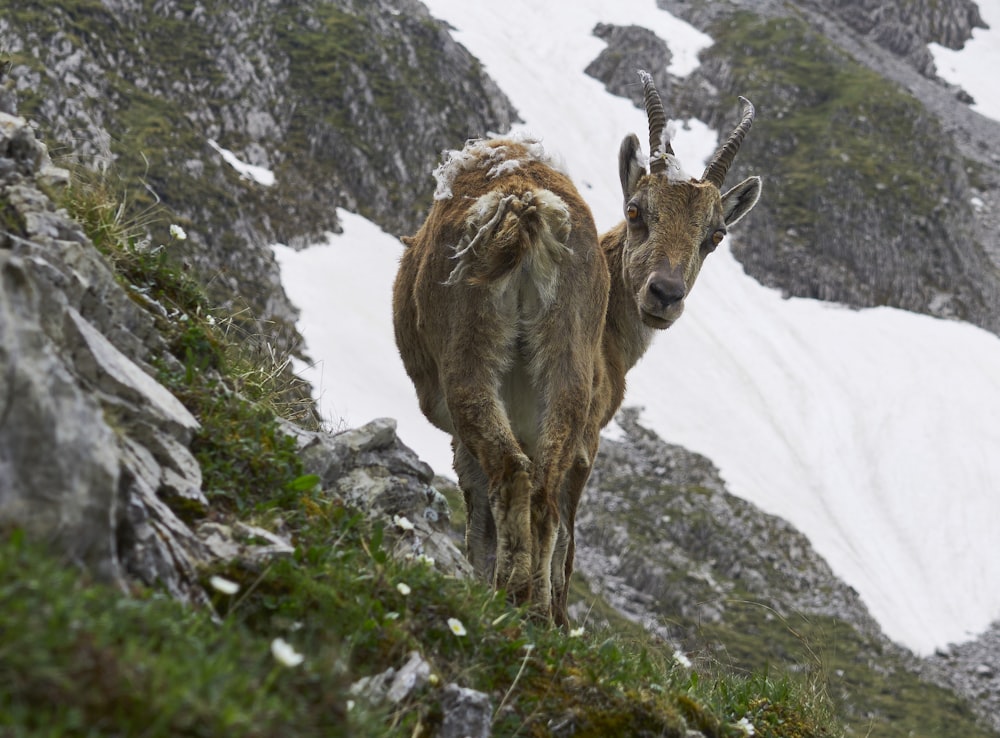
left=392, top=71, right=761, bottom=624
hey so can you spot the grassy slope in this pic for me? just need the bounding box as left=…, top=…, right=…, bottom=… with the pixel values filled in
left=0, top=179, right=841, bottom=737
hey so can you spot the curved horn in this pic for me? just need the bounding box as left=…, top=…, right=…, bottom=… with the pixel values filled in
left=702, top=96, right=755, bottom=188
left=638, top=70, right=671, bottom=174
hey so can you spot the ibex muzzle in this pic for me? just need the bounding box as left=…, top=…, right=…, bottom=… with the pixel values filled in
left=392, top=70, right=761, bottom=625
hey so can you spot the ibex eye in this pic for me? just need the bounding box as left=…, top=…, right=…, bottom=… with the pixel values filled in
left=626, top=203, right=640, bottom=221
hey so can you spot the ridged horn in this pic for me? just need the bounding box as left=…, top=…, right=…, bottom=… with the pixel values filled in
left=638, top=70, right=671, bottom=174
left=702, top=96, right=755, bottom=188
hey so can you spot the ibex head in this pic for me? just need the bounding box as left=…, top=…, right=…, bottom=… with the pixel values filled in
left=617, top=71, right=762, bottom=329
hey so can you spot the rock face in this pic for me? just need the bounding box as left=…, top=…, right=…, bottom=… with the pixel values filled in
left=2, top=0, right=517, bottom=354
left=0, top=104, right=467, bottom=603
left=584, top=24, right=675, bottom=108
left=576, top=409, right=883, bottom=640
left=814, top=0, right=986, bottom=75
left=0, top=106, right=208, bottom=599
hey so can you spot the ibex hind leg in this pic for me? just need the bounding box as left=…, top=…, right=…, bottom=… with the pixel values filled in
left=453, top=441, right=497, bottom=584
left=550, top=445, right=597, bottom=627
left=443, top=366, right=534, bottom=606
left=494, top=462, right=533, bottom=604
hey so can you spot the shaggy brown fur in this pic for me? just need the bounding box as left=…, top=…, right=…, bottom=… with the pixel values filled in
left=392, top=75, right=762, bottom=625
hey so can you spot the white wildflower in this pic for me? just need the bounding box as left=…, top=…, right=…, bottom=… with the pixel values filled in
left=734, top=717, right=756, bottom=736
left=416, top=554, right=435, bottom=567
left=270, top=637, right=304, bottom=668
left=209, top=575, right=239, bottom=595
left=393, top=514, right=415, bottom=532
left=673, top=650, right=692, bottom=668
left=169, top=224, right=187, bottom=241
left=447, top=617, right=467, bottom=637
left=568, top=626, right=585, bottom=638
left=396, top=582, right=411, bottom=596
left=385, top=611, right=400, bottom=620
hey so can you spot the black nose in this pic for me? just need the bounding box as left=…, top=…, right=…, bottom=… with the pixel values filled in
left=647, top=275, right=686, bottom=308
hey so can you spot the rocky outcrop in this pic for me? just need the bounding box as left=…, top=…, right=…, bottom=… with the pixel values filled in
left=0, top=107, right=467, bottom=608
left=2, top=0, right=517, bottom=356
left=585, top=24, right=675, bottom=108
left=813, top=0, right=987, bottom=76
left=578, top=408, right=1000, bottom=733
left=576, top=409, right=884, bottom=641
left=292, top=416, right=472, bottom=578
left=0, top=107, right=209, bottom=600
left=923, top=620, right=1000, bottom=733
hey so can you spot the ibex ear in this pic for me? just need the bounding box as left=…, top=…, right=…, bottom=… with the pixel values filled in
left=721, top=176, right=762, bottom=227
left=619, top=134, right=645, bottom=199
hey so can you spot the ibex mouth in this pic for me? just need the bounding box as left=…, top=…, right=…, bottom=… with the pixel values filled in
left=641, top=305, right=682, bottom=330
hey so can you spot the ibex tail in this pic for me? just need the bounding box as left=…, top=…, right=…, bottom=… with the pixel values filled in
left=446, top=188, right=573, bottom=306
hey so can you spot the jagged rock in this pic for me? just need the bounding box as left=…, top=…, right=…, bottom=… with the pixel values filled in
left=386, top=651, right=433, bottom=704
left=294, top=417, right=473, bottom=579
left=350, top=650, right=433, bottom=705
left=439, top=684, right=492, bottom=738
left=191, top=520, right=295, bottom=571
left=350, top=651, right=491, bottom=738
left=0, top=111, right=209, bottom=601
left=584, top=23, right=674, bottom=107
left=922, top=620, right=1000, bottom=731
left=976, top=664, right=997, bottom=679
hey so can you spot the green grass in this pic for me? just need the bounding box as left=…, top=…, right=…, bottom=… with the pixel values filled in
left=0, top=518, right=840, bottom=738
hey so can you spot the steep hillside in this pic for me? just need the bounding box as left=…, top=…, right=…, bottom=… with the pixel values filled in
left=589, top=0, right=1000, bottom=335
left=4, top=0, right=1000, bottom=735
left=1, top=77, right=851, bottom=737
left=577, top=409, right=998, bottom=736
left=1, top=0, right=515, bottom=349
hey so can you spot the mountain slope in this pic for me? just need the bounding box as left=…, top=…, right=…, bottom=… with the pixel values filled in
left=1, top=0, right=515, bottom=349
left=4, top=0, right=1000, bottom=734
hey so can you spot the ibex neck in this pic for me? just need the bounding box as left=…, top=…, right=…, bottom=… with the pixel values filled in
left=601, top=222, right=656, bottom=374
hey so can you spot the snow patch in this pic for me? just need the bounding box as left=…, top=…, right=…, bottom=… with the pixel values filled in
left=208, top=139, right=275, bottom=186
